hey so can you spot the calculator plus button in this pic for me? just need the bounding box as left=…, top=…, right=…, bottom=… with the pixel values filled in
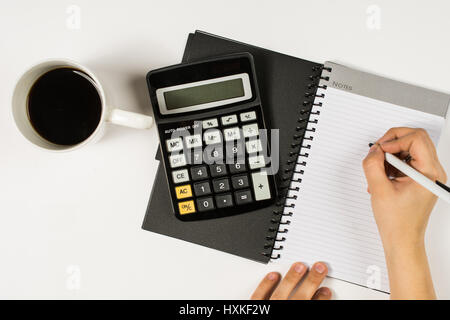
left=193, top=181, right=212, bottom=196
left=231, top=174, right=250, bottom=190
left=248, top=155, right=266, bottom=169
left=229, top=162, right=246, bottom=174
left=190, top=165, right=208, bottom=181
left=169, top=154, right=187, bottom=168
left=172, top=169, right=189, bottom=184
left=210, top=164, right=227, bottom=177
left=221, top=114, right=238, bottom=126
left=251, top=171, right=271, bottom=201
left=202, top=118, right=218, bottom=129
left=185, top=134, right=202, bottom=148
left=212, top=178, right=230, bottom=193
left=234, top=189, right=253, bottom=205
left=223, top=127, right=241, bottom=141
left=240, top=111, right=257, bottom=122
left=166, top=137, right=183, bottom=152
left=215, top=193, right=233, bottom=208
left=175, top=184, right=193, bottom=199
left=245, top=139, right=263, bottom=154
left=178, top=200, right=196, bottom=215
left=204, top=129, right=222, bottom=145
left=242, top=123, right=259, bottom=138
left=196, top=197, right=215, bottom=212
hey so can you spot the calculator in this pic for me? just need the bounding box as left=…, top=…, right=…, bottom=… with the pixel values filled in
left=146, top=53, right=277, bottom=221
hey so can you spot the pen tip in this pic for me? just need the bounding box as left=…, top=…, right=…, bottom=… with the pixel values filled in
left=368, top=143, right=374, bottom=147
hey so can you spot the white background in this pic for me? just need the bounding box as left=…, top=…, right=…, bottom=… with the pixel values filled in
left=1, top=0, right=449, bottom=299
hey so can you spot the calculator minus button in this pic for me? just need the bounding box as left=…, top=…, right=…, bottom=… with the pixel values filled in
left=221, top=114, right=238, bottom=126
left=248, top=155, right=266, bottom=169
left=169, top=154, right=187, bottom=168
left=172, top=169, right=189, bottom=184
left=166, top=137, right=183, bottom=152
left=251, top=171, right=271, bottom=201
left=240, top=111, right=257, bottom=122
left=202, top=118, right=218, bottom=129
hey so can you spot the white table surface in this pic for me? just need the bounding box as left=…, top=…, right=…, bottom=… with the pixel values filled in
left=1, top=0, right=450, bottom=299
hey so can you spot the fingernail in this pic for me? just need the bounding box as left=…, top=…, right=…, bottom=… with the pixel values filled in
left=368, top=144, right=378, bottom=153
left=294, top=263, right=305, bottom=273
left=267, top=272, right=277, bottom=281
left=314, top=263, right=326, bottom=274
left=320, top=287, right=331, bottom=296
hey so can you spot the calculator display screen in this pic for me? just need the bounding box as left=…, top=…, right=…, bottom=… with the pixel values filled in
left=164, top=78, right=244, bottom=110
left=156, top=73, right=252, bottom=115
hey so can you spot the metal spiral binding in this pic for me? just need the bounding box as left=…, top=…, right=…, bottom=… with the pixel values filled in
left=261, top=65, right=332, bottom=260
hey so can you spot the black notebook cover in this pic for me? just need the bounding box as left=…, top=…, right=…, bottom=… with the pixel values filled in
left=142, top=31, right=321, bottom=263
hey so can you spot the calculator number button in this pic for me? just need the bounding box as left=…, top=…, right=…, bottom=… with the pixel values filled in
left=175, top=184, right=192, bottom=199
left=204, top=129, right=222, bottom=145
left=234, top=189, right=253, bottom=205
left=204, top=145, right=224, bottom=164
left=202, top=118, right=219, bottom=129
left=193, top=181, right=212, bottom=196
left=215, top=194, right=233, bottom=208
left=231, top=175, right=249, bottom=190
left=187, top=150, right=203, bottom=165
left=240, top=111, right=257, bottom=122
left=245, top=139, right=263, bottom=154
left=166, top=137, right=183, bottom=152
left=223, top=127, right=241, bottom=141
left=248, top=155, right=266, bottom=169
left=196, top=197, right=215, bottom=212
left=185, top=134, right=202, bottom=148
left=226, top=143, right=244, bottom=160
left=212, top=178, right=230, bottom=193
left=172, top=169, right=189, bottom=184
left=229, top=162, right=246, bottom=174
left=178, top=200, right=196, bottom=215
left=242, top=123, right=259, bottom=138
left=251, top=171, right=271, bottom=201
left=190, top=166, right=208, bottom=181
left=169, top=154, right=187, bottom=168
left=221, top=114, right=238, bottom=126
left=210, top=164, right=227, bottom=177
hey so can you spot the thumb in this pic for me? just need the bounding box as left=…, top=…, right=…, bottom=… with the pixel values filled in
left=362, top=144, right=393, bottom=195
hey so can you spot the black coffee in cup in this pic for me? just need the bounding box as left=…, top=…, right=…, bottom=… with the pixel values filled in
left=27, top=68, right=102, bottom=145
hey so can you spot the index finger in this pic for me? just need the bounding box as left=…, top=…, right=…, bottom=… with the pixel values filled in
left=376, top=127, right=421, bottom=144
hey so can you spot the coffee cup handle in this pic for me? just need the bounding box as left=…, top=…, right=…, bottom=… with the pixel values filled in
left=106, top=108, right=153, bottom=129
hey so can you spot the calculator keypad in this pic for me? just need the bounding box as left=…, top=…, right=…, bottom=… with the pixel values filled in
left=162, top=107, right=276, bottom=220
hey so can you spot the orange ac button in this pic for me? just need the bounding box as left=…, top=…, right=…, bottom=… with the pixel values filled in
left=178, top=200, right=196, bottom=215
left=175, top=185, right=193, bottom=199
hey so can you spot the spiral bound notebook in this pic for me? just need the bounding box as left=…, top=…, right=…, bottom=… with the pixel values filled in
left=143, top=31, right=450, bottom=292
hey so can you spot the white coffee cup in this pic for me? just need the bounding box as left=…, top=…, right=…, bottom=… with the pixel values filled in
left=12, top=59, right=153, bottom=152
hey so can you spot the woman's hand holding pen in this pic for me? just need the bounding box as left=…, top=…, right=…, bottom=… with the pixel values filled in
left=362, top=127, right=447, bottom=299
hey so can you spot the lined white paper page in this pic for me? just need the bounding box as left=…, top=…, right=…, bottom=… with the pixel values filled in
left=278, top=86, right=445, bottom=293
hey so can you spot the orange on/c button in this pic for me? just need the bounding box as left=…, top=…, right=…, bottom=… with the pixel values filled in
left=178, top=200, right=196, bottom=215
left=175, top=185, right=192, bottom=199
